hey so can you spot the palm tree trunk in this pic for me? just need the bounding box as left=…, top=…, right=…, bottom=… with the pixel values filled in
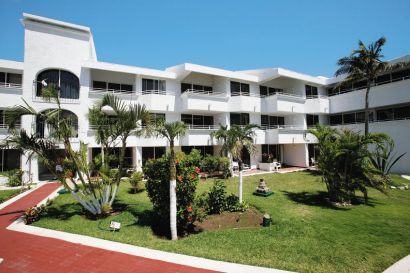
left=238, top=159, right=243, bottom=203
left=364, top=84, right=371, bottom=136
left=169, top=139, right=178, bottom=240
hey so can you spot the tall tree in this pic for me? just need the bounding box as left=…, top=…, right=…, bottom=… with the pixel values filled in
left=153, top=120, right=188, bottom=240
left=211, top=124, right=259, bottom=203
left=335, top=37, right=410, bottom=135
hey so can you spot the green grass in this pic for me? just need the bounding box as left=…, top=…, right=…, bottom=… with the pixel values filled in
left=33, top=172, right=410, bottom=273
left=0, top=189, right=21, bottom=203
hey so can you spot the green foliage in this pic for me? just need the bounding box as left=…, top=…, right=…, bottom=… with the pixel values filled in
left=176, top=148, right=202, bottom=168
left=6, top=169, right=23, bottom=187
left=199, top=180, right=242, bottom=214
left=128, top=171, right=144, bottom=193
left=200, top=155, right=231, bottom=178
left=307, top=125, right=391, bottom=203
left=144, top=150, right=201, bottom=232
left=100, top=203, right=112, bottom=215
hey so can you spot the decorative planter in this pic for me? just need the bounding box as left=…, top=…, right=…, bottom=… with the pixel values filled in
left=259, top=162, right=277, bottom=172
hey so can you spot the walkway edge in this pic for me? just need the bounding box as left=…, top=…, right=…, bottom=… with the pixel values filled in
left=383, top=254, right=410, bottom=273
left=0, top=182, right=48, bottom=210
left=6, top=188, right=294, bottom=273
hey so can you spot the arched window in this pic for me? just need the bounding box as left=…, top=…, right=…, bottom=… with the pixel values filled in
left=36, top=109, right=78, bottom=138
left=37, top=69, right=80, bottom=99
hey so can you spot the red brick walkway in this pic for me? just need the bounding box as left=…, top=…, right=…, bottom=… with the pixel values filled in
left=0, top=183, right=219, bottom=273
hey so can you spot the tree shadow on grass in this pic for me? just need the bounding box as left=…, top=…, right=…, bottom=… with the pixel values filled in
left=43, top=203, right=83, bottom=220
left=282, top=190, right=380, bottom=210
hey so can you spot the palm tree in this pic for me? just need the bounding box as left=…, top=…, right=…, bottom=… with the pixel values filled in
left=153, top=120, right=188, bottom=240
left=335, top=37, right=410, bottom=135
left=210, top=124, right=229, bottom=157
left=211, top=124, right=258, bottom=203
left=99, top=94, right=150, bottom=201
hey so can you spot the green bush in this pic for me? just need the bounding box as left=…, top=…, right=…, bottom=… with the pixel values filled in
left=129, top=171, right=144, bottom=193
left=24, top=204, right=47, bottom=224
left=200, top=155, right=231, bottom=178
left=6, top=169, right=23, bottom=187
left=144, top=150, right=201, bottom=233
left=206, top=180, right=228, bottom=214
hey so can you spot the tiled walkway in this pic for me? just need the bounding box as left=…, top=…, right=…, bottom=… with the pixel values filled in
left=0, top=183, right=218, bottom=273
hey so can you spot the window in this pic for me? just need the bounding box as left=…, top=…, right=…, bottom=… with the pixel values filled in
left=306, top=114, right=319, bottom=127
left=355, top=112, right=365, bottom=123
left=261, top=115, right=285, bottom=129
left=230, top=113, right=249, bottom=126
left=181, top=114, right=214, bottom=128
left=181, top=146, right=213, bottom=157
left=0, top=149, right=20, bottom=172
left=305, top=85, right=318, bottom=98
left=0, top=110, right=21, bottom=127
left=394, top=106, right=410, bottom=120
left=377, top=108, right=394, bottom=121
left=6, top=73, right=22, bottom=85
left=375, top=73, right=391, bottom=85
left=261, top=144, right=281, bottom=163
left=142, top=147, right=166, bottom=165
left=231, top=81, right=250, bottom=96
left=36, top=109, right=78, bottom=138
left=0, top=72, right=5, bottom=83
left=352, top=79, right=367, bottom=90
left=329, top=114, right=342, bottom=125
left=181, top=83, right=213, bottom=94
left=142, top=113, right=165, bottom=126
left=343, top=113, right=356, bottom=124
left=391, top=69, right=410, bottom=82
left=259, top=85, right=283, bottom=97
left=37, top=69, right=79, bottom=99
left=142, top=78, right=166, bottom=94
left=93, top=81, right=106, bottom=89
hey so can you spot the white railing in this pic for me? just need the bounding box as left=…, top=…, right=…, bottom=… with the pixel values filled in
left=188, top=124, right=219, bottom=130
left=261, top=125, right=306, bottom=130
left=141, top=89, right=175, bottom=96
left=305, top=94, right=328, bottom=99
left=330, top=116, right=410, bottom=127
left=183, top=89, right=226, bottom=97
left=0, top=124, right=21, bottom=130
left=0, top=82, right=22, bottom=89
left=230, top=91, right=306, bottom=99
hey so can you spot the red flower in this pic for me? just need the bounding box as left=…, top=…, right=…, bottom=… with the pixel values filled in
left=177, top=175, right=183, bottom=182
left=186, top=206, right=193, bottom=213
left=195, top=167, right=201, bottom=174
left=187, top=216, right=193, bottom=223
left=176, top=159, right=180, bottom=165
left=191, top=173, right=196, bottom=180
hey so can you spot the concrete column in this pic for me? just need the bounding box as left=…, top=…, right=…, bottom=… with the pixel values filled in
left=250, top=144, right=262, bottom=169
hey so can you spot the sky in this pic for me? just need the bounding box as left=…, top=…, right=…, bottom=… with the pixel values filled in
left=1, top=0, right=409, bottom=77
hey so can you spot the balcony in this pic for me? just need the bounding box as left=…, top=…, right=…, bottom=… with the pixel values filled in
left=88, top=88, right=138, bottom=100
left=181, top=90, right=228, bottom=112
left=304, top=95, right=330, bottom=114
left=228, top=93, right=261, bottom=112
left=255, top=125, right=310, bottom=144
left=0, top=124, right=20, bottom=135
left=263, top=92, right=306, bottom=113
left=0, top=82, right=23, bottom=95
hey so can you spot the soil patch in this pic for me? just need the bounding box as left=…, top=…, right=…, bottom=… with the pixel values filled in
left=195, top=207, right=264, bottom=231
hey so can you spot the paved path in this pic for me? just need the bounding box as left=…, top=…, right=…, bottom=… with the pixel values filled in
left=0, top=183, right=218, bottom=273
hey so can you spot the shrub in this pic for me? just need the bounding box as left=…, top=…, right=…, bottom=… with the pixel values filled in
left=144, top=150, right=201, bottom=233
left=6, top=169, right=23, bottom=187
left=200, top=156, right=231, bottom=178
left=129, top=171, right=144, bottom=193
left=207, top=180, right=228, bottom=214
left=24, top=204, right=46, bottom=224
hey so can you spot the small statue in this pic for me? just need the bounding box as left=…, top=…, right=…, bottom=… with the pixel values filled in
left=254, top=178, right=272, bottom=196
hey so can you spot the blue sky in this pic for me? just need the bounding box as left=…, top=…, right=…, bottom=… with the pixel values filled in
left=1, top=0, right=409, bottom=77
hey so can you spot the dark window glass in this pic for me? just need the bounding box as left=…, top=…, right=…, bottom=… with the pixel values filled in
left=204, top=146, right=214, bottom=156
left=269, top=116, right=278, bottom=126
left=307, top=114, right=319, bottom=126
left=121, top=84, right=133, bottom=91
left=142, top=147, right=154, bottom=165
left=375, top=73, right=391, bottom=84
left=193, top=84, right=203, bottom=91
left=261, top=115, right=268, bottom=126
left=376, top=108, right=394, bottom=121
left=181, top=146, right=192, bottom=155
left=241, top=113, right=249, bottom=125
left=394, top=106, right=410, bottom=119
left=230, top=81, right=241, bottom=95
left=241, top=83, right=250, bottom=96
left=193, top=115, right=203, bottom=126
left=108, top=83, right=121, bottom=91
left=37, top=69, right=79, bottom=99
left=181, top=83, right=191, bottom=93
left=142, top=79, right=154, bottom=91
left=36, top=69, right=59, bottom=96
left=278, top=116, right=285, bottom=126
left=260, top=86, right=268, bottom=96
left=392, top=69, right=410, bottom=81
left=261, top=144, right=281, bottom=162
left=181, top=114, right=193, bottom=125
left=356, top=112, right=365, bottom=123
left=93, top=81, right=106, bottom=89
left=154, top=147, right=165, bottom=159
left=6, top=73, right=22, bottom=85
left=203, top=115, right=214, bottom=126
left=329, top=115, right=342, bottom=125
left=305, top=85, right=318, bottom=97
left=353, top=80, right=367, bottom=90
left=230, top=113, right=241, bottom=125
left=204, top=86, right=213, bottom=92
left=0, top=72, right=5, bottom=83
left=343, top=113, right=356, bottom=124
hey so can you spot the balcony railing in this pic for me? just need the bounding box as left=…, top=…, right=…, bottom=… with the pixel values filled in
left=0, top=124, right=21, bottom=130
left=187, top=124, right=219, bottom=130
left=230, top=91, right=306, bottom=99
left=261, top=125, right=306, bottom=130
left=182, top=89, right=226, bottom=97
left=0, top=82, right=22, bottom=89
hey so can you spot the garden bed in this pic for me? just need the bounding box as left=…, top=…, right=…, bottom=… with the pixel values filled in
left=32, top=172, right=410, bottom=273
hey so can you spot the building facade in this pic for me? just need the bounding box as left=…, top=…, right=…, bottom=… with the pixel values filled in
left=0, top=14, right=409, bottom=182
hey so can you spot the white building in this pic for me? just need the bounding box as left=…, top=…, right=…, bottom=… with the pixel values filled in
left=0, top=13, right=409, bottom=182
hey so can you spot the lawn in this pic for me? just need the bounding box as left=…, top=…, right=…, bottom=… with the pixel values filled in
left=0, top=189, right=21, bottom=203
left=33, top=172, right=410, bottom=273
